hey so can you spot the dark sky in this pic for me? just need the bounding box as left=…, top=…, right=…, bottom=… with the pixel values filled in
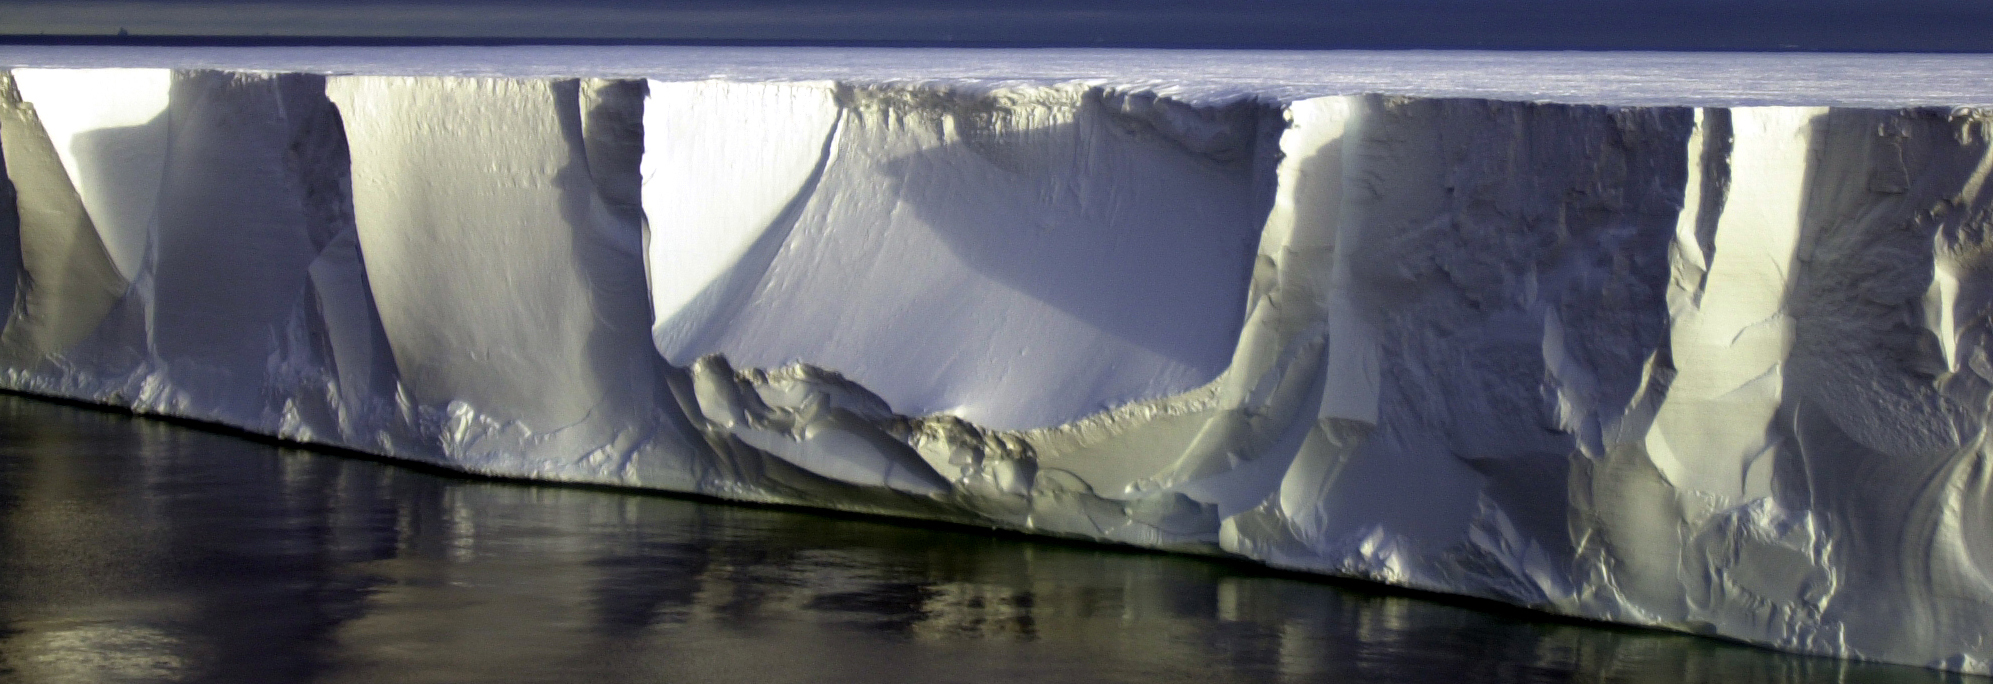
left=2, top=0, right=1989, bottom=51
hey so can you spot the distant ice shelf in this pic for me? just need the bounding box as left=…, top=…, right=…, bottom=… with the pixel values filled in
left=5, top=48, right=1993, bottom=674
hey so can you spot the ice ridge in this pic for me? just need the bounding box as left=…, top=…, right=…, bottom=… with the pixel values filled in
left=6, top=68, right=1993, bottom=673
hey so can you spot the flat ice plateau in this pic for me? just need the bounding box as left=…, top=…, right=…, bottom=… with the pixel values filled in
left=6, top=47, right=1993, bottom=672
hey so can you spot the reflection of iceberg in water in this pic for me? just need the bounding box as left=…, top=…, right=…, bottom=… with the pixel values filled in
left=5, top=63, right=1993, bottom=673
left=0, top=393, right=1940, bottom=683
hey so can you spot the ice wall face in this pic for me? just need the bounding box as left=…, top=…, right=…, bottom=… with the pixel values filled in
left=6, top=67, right=1993, bottom=673
left=10, top=69, right=165, bottom=284
left=643, top=81, right=1271, bottom=430
left=323, top=76, right=705, bottom=483
left=1227, top=98, right=1694, bottom=606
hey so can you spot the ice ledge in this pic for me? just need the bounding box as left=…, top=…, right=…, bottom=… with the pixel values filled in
left=5, top=66, right=1993, bottom=674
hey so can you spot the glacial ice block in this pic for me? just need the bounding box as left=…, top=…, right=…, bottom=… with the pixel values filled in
left=9, top=69, right=164, bottom=282
left=323, top=75, right=705, bottom=483
left=0, top=72, right=135, bottom=365
left=643, top=81, right=1270, bottom=430
left=7, top=63, right=1993, bottom=674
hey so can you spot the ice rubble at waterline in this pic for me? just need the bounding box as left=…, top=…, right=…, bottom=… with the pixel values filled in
left=4, top=67, right=1993, bottom=672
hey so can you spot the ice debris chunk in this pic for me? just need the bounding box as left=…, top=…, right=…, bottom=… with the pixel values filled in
left=5, top=67, right=1993, bottom=673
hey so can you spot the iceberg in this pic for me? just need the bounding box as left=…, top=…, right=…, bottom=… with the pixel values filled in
left=5, top=53, right=1993, bottom=673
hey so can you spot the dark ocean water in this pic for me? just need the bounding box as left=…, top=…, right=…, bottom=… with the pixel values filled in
left=0, top=393, right=1965, bottom=683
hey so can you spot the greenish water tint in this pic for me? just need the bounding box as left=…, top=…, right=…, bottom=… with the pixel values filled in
left=0, top=394, right=1969, bottom=683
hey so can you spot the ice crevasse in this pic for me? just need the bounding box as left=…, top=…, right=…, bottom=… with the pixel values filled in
left=4, top=68, right=1993, bottom=672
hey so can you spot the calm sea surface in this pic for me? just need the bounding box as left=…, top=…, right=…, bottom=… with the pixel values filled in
left=0, top=394, right=1963, bottom=683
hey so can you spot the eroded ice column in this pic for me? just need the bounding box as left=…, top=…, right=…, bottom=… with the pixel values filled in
left=1221, top=99, right=1993, bottom=671
left=1643, top=108, right=1817, bottom=502
left=326, top=76, right=702, bottom=483
left=0, top=70, right=408, bottom=444
left=1582, top=107, right=1836, bottom=649
left=1227, top=97, right=1694, bottom=607
left=10, top=69, right=165, bottom=283
left=1563, top=107, right=1993, bottom=669
left=1763, top=107, right=1993, bottom=669
left=0, top=70, right=161, bottom=370
left=142, top=71, right=404, bottom=437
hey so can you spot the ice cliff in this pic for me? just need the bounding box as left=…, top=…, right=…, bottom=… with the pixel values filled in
left=5, top=66, right=1993, bottom=672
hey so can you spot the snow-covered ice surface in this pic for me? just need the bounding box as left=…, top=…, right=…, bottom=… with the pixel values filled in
left=6, top=46, right=1993, bottom=106
left=6, top=46, right=1993, bottom=672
